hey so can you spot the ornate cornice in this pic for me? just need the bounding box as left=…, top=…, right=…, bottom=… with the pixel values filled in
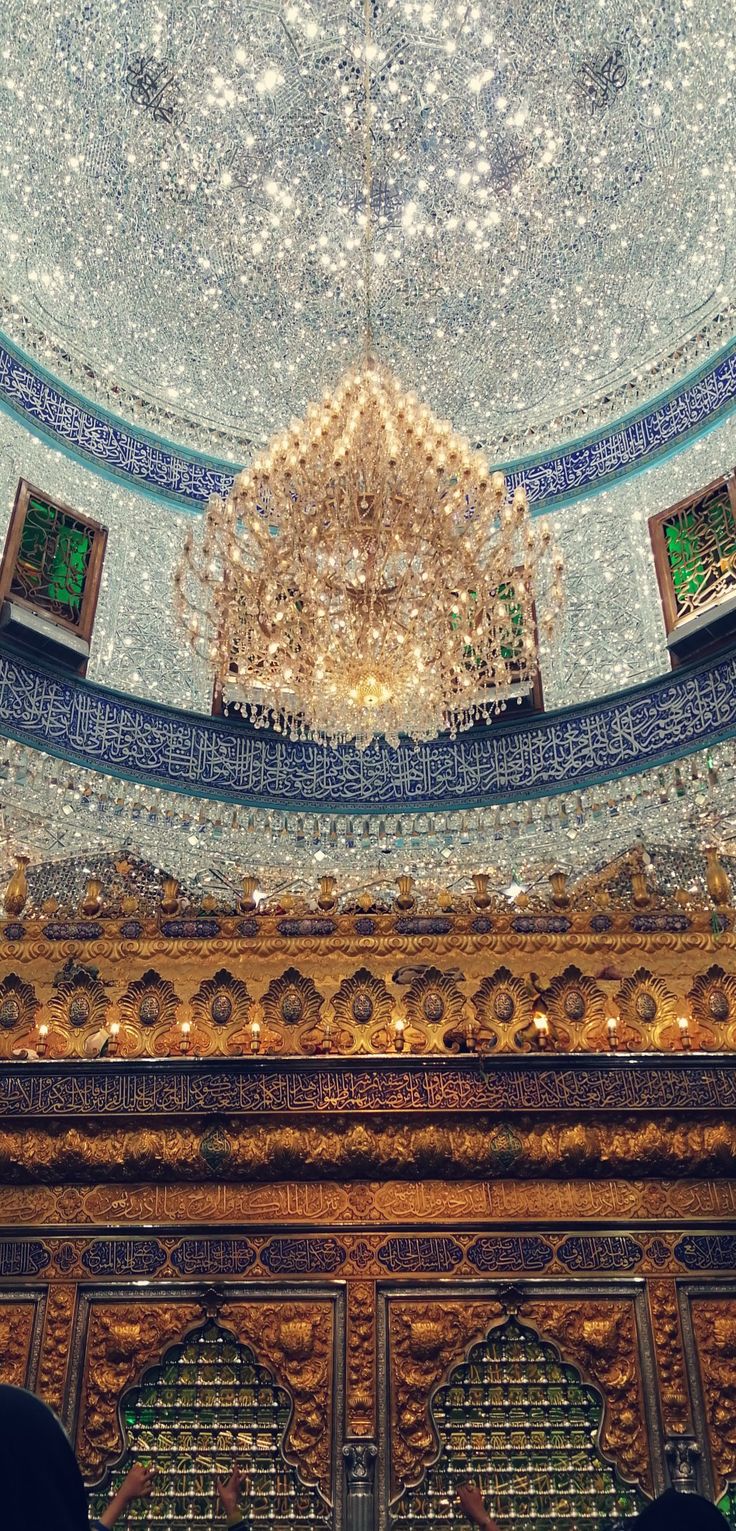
left=3, top=644, right=736, bottom=810
left=1, top=329, right=735, bottom=513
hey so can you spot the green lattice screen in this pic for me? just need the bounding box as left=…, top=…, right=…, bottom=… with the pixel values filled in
left=89, top=1322, right=330, bottom=1531
left=392, top=1317, right=643, bottom=1531
left=718, top=1486, right=736, bottom=1527
left=9, top=491, right=95, bottom=626
left=661, top=483, right=736, bottom=625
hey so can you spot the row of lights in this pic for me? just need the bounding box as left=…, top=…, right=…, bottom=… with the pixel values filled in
left=532, top=1009, right=692, bottom=1051
left=33, top=1010, right=694, bottom=1057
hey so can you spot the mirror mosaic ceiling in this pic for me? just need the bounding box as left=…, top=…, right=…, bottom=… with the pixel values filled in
left=0, top=0, right=733, bottom=450
left=0, top=1, right=735, bottom=892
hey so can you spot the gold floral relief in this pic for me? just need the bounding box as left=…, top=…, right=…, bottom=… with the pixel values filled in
left=76, top=1302, right=202, bottom=1479
left=688, top=966, right=736, bottom=1053
left=49, top=968, right=110, bottom=1034
left=1, top=1116, right=735, bottom=1185
left=347, top=1281, right=376, bottom=1436
left=0, top=1300, right=36, bottom=1388
left=118, top=969, right=180, bottom=1037
left=521, top=1300, right=650, bottom=1494
left=403, top=966, right=466, bottom=1038
left=190, top=968, right=251, bottom=1030
left=261, top=968, right=324, bottom=1032
left=647, top=1281, right=690, bottom=1433
left=332, top=969, right=393, bottom=1034
left=615, top=969, right=677, bottom=1049
left=2, top=933, right=736, bottom=1058
left=389, top=1300, right=501, bottom=1494
left=540, top=965, right=607, bottom=1047
left=690, top=1298, right=736, bottom=1500
left=220, top=1300, right=333, bottom=1502
left=37, top=1285, right=76, bottom=1413
left=471, top=967, right=533, bottom=1050
left=0, top=973, right=39, bottom=1033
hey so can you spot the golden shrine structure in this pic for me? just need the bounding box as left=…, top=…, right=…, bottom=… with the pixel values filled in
left=0, top=852, right=735, bottom=1528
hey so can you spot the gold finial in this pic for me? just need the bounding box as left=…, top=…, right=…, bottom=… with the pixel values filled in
left=472, top=873, right=492, bottom=910
left=317, top=875, right=337, bottom=913
left=4, top=855, right=29, bottom=918
left=240, top=876, right=259, bottom=913
left=395, top=875, right=415, bottom=911
left=705, top=847, right=731, bottom=907
left=81, top=877, right=103, bottom=918
left=549, top=870, right=570, bottom=908
left=630, top=869, right=650, bottom=908
left=160, top=876, right=180, bottom=916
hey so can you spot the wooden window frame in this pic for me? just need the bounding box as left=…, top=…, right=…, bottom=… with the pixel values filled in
left=0, top=478, right=107, bottom=645
left=649, top=469, right=736, bottom=642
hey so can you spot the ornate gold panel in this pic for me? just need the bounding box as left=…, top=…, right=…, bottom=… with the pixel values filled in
left=76, top=1302, right=202, bottom=1478
left=691, top=1297, right=736, bottom=1500
left=220, top=1301, right=333, bottom=1499
left=388, top=1297, right=651, bottom=1500
left=2, top=1177, right=735, bottom=1227
left=391, top=1314, right=645, bottom=1531
left=347, top=1280, right=376, bottom=1436
left=1, top=1116, right=734, bottom=1184
left=75, top=1295, right=334, bottom=1503
left=37, top=1284, right=76, bottom=1413
left=647, top=1281, right=691, bottom=1434
left=2, top=916, right=736, bottom=1058
left=389, top=1300, right=502, bottom=1492
left=0, top=1299, right=36, bottom=1387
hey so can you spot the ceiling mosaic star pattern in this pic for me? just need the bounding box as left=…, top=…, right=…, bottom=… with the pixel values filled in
left=0, top=0, right=733, bottom=451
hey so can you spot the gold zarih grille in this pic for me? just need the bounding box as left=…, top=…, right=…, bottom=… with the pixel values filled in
left=89, top=1323, right=331, bottom=1531
left=392, top=1317, right=642, bottom=1531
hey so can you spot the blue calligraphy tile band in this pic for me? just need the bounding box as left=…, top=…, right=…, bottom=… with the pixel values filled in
left=0, top=330, right=735, bottom=513
left=1, top=643, right=736, bottom=811
left=1, top=1060, right=734, bottom=1117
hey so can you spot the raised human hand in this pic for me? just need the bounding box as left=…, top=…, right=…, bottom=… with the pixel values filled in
left=119, top=1464, right=154, bottom=1503
left=458, top=1482, right=499, bottom=1531
left=216, top=1466, right=247, bottom=1518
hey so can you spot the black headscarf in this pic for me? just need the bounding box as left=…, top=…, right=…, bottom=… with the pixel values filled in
left=0, top=1384, right=89, bottom=1531
left=632, top=1487, right=730, bottom=1528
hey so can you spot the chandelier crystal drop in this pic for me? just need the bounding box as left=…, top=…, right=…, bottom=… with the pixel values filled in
left=175, top=364, right=564, bottom=749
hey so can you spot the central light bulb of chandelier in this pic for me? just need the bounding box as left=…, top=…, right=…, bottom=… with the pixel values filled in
left=175, top=364, right=564, bottom=749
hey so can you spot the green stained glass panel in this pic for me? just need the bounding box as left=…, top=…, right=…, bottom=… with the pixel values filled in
left=663, top=486, right=736, bottom=623
left=10, top=493, right=94, bottom=625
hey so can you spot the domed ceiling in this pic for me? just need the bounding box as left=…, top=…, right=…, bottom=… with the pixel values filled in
left=0, top=0, right=733, bottom=453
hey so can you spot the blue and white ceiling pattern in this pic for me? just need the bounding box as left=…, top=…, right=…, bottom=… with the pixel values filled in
left=1, top=329, right=736, bottom=513
left=0, top=0, right=734, bottom=505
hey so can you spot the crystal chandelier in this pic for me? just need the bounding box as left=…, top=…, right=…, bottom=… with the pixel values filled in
left=175, top=374, right=563, bottom=748
left=175, top=5, right=564, bottom=750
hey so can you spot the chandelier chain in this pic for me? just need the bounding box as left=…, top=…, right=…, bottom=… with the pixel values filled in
left=361, top=0, right=375, bottom=363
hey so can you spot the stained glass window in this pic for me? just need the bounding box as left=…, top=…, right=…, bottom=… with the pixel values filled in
left=392, top=1316, right=643, bottom=1531
left=651, top=475, right=736, bottom=635
left=718, top=1488, right=736, bottom=1528
left=88, top=1322, right=330, bottom=1531
left=0, top=479, right=106, bottom=640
